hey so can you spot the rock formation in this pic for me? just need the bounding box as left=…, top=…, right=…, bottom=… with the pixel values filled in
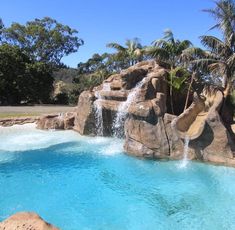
left=36, top=112, right=75, bottom=130
left=0, top=117, right=39, bottom=127
left=37, top=60, right=235, bottom=166
left=172, top=86, right=235, bottom=165
left=73, top=60, right=168, bottom=137
left=75, top=61, right=235, bottom=166
left=0, top=212, right=59, bottom=230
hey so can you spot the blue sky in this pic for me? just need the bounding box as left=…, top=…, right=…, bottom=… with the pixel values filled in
left=0, top=0, right=221, bottom=67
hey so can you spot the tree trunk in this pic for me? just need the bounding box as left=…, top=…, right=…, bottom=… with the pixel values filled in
left=222, top=75, right=227, bottom=89
left=224, top=80, right=231, bottom=98
left=184, top=72, right=195, bottom=111
left=170, top=68, right=174, bottom=115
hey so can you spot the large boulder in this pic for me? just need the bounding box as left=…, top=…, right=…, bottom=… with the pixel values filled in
left=73, top=91, right=97, bottom=135
left=0, top=212, right=59, bottom=230
left=36, top=112, right=75, bottom=130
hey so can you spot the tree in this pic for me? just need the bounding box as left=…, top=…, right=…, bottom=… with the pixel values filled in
left=107, top=38, right=144, bottom=69
left=190, top=0, right=235, bottom=98
left=194, top=35, right=235, bottom=97
left=147, top=29, right=192, bottom=68
left=203, top=0, right=235, bottom=41
left=1, top=17, right=84, bottom=65
left=25, top=62, right=54, bottom=103
left=181, top=47, right=209, bottom=110
left=147, top=29, right=192, bottom=114
left=0, top=44, right=53, bottom=105
left=0, top=44, right=30, bottom=104
left=77, top=53, right=110, bottom=75
left=0, top=18, right=4, bottom=42
left=203, top=0, right=235, bottom=96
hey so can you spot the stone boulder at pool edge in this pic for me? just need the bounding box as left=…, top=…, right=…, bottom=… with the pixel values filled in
left=0, top=212, right=59, bottom=230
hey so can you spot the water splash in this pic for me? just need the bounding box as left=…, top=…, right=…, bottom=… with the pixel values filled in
left=113, top=78, right=146, bottom=138
left=0, top=124, right=79, bottom=152
left=178, top=136, right=190, bottom=168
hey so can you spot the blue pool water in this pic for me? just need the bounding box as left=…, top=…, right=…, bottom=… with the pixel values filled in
left=0, top=124, right=235, bottom=230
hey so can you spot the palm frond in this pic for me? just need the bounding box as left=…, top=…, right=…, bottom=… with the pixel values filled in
left=163, top=29, right=175, bottom=44
left=200, top=35, right=227, bottom=54
left=227, top=53, right=235, bottom=67
left=203, top=0, right=235, bottom=40
left=151, top=39, right=169, bottom=47
left=191, top=58, right=218, bottom=72
left=176, top=40, right=192, bottom=54
left=106, top=42, right=126, bottom=52
left=146, top=46, right=170, bottom=61
left=208, top=62, right=226, bottom=75
left=182, top=47, right=207, bottom=59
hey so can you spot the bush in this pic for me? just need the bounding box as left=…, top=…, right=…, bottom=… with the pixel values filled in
left=0, top=44, right=53, bottom=105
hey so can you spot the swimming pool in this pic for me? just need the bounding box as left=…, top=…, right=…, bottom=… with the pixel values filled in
left=0, top=124, right=235, bottom=230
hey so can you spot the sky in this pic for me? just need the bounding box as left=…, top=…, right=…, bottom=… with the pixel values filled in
left=0, top=0, right=222, bottom=67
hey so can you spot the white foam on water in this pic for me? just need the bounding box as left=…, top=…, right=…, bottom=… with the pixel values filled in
left=99, top=139, right=124, bottom=156
left=80, top=136, right=124, bottom=155
left=0, top=123, right=80, bottom=152
left=0, top=123, right=124, bottom=159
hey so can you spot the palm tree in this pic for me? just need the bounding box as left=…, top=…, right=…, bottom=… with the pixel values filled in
left=181, top=47, right=209, bottom=110
left=106, top=38, right=144, bottom=68
left=198, top=0, right=235, bottom=97
left=147, top=29, right=192, bottom=68
left=146, top=29, right=192, bottom=114
left=203, top=0, right=235, bottom=41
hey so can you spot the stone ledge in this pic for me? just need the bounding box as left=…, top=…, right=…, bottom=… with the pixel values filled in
left=0, top=117, right=39, bottom=127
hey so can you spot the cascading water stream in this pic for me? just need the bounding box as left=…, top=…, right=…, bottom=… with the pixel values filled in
left=113, top=78, right=146, bottom=138
left=94, top=83, right=110, bottom=136
left=179, top=135, right=190, bottom=168
left=58, top=112, right=64, bottom=120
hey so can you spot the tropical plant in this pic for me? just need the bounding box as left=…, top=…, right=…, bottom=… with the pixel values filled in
left=186, top=0, right=235, bottom=98
left=147, top=29, right=192, bottom=68
left=147, top=29, right=192, bottom=114
left=77, top=53, right=111, bottom=75
left=180, top=47, right=209, bottom=110
left=203, top=0, right=235, bottom=41
left=107, top=38, right=144, bottom=68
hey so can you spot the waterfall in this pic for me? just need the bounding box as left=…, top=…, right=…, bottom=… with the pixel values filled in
left=113, top=78, right=146, bottom=138
left=94, top=96, right=103, bottom=136
left=94, top=83, right=110, bottom=136
left=179, top=136, right=190, bottom=168
left=102, top=82, right=111, bottom=91
left=58, top=112, right=63, bottom=120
